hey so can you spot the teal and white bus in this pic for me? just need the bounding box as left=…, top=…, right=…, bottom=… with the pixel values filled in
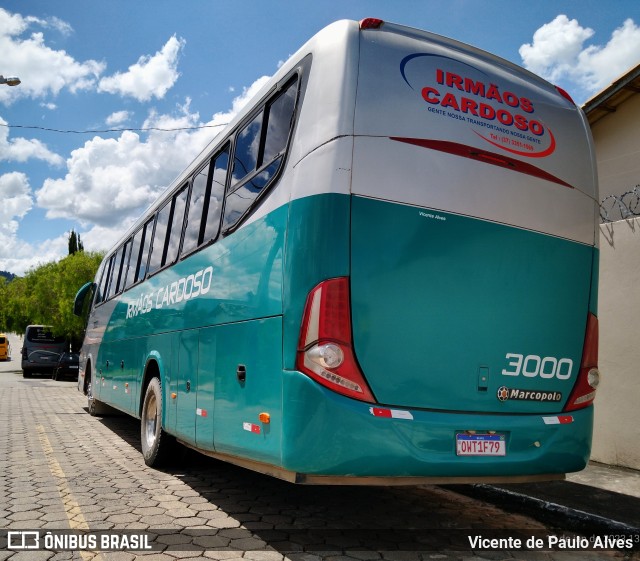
left=74, top=18, right=600, bottom=484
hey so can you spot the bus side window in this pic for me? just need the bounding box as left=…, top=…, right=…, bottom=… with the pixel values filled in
left=165, top=186, right=188, bottom=265
left=116, top=239, right=132, bottom=294
left=203, top=147, right=229, bottom=242
left=222, top=79, right=297, bottom=232
left=182, top=163, right=211, bottom=256
left=231, top=113, right=262, bottom=187
left=148, top=202, right=172, bottom=276
left=136, top=218, right=154, bottom=282
left=94, top=260, right=110, bottom=305
left=105, top=245, right=125, bottom=301
left=124, top=228, right=142, bottom=289
left=262, top=79, right=297, bottom=162
left=103, top=254, right=116, bottom=301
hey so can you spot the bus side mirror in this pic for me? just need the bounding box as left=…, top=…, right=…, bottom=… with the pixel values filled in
left=73, top=282, right=95, bottom=316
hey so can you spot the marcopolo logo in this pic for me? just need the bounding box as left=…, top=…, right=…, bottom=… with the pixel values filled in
left=497, top=386, right=563, bottom=403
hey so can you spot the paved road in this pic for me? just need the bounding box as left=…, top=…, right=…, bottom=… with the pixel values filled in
left=0, top=333, right=634, bottom=560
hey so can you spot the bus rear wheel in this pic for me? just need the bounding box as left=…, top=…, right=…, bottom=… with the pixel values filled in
left=141, top=377, right=176, bottom=467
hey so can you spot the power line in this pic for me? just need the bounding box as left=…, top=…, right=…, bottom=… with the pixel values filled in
left=0, top=122, right=228, bottom=134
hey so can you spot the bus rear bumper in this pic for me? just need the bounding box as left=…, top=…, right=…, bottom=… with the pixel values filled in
left=281, top=371, right=592, bottom=481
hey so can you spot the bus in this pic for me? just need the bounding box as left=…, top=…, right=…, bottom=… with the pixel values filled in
left=73, top=18, right=600, bottom=484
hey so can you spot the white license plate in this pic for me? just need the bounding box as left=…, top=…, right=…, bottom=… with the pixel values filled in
left=456, top=433, right=506, bottom=456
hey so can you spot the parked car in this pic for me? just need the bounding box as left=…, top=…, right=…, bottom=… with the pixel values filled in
left=0, top=334, right=10, bottom=361
left=21, top=325, right=67, bottom=378
left=52, top=352, right=80, bottom=381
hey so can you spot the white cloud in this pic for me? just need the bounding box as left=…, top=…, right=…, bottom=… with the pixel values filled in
left=97, top=35, right=185, bottom=102
left=35, top=76, right=271, bottom=255
left=0, top=75, right=272, bottom=275
left=0, top=8, right=105, bottom=105
left=577, top=19, right=640, bottom=91
left=42, top=16, right=73, bottom=36
left=36, top=101, right=215, bottom=229
left=0, top=172, right=49, bottom=275
left=520, top=15, right=640, bottom=98
left=0, top=233, right=69, bottom=276
left=106, top=110, right=131, bottom=126
left=0, top=116, right=64, bottom=165
left=0, top=9, right=187, bottom=106
left=520, top=15, right=594, bottom=81
left=0, top=172, right=33, bottom=236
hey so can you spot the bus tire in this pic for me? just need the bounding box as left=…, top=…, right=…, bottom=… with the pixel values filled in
left=86, top=369, right=111, bottom=416
left=141, top=377, right=175, bottom=467
left=88, top=394, right=111, bottom=416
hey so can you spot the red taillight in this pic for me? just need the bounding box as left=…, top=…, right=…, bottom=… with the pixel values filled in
left=564, top=313, right=600, bottom=411
left=555, top=85, right=576, bottom=105
left=297, top=277, right=375, bottom=403
left=359, top=18, right=384, bottom=30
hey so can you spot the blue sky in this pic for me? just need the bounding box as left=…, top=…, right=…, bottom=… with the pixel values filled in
left=0, top=0, right=639, bottom=275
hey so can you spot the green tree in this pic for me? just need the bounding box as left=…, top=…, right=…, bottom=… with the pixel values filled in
left=0, top=252, right=103, bottom=346
left=3, top=276, right=30, bottom=334
left=68, top=230, right=84, bottom=255
left=51, top=251, right=102, bottom=347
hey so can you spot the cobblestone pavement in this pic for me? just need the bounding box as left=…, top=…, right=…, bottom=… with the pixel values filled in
left=0, top=339, right=636, bottom=561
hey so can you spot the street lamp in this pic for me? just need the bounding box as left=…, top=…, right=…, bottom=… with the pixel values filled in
left=0, top=75, right=20, bottom=86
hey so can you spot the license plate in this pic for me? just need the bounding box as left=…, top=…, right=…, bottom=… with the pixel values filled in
left=456, top=433, right=506, bottom=456
left=69, top=365, right=79, bottom=369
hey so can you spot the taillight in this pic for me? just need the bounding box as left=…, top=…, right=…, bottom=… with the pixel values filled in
left=555, top=85, right=576, bottom=105
left=296, top=277, right=375, bottom=403
left=564, top=313, right=600, bottom=411
left=359, top=18, right=384, bottom=30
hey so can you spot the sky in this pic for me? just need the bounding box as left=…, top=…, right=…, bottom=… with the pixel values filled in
left=0, top=0, right=639, bottom=276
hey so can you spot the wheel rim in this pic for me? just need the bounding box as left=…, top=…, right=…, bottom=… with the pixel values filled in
left=144, top=391, right=158, bottom=449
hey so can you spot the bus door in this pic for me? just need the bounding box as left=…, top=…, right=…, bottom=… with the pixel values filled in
left=175, top=330, right=199, bottom=446
left=114, top=340, right=137, bottom=414
left=211, top=318, right=283, bottom=465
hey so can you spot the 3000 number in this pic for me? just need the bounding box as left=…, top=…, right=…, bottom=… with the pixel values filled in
left=502, top=353, right=573, bottom=380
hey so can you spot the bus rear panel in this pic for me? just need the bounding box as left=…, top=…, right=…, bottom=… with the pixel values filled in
left=284, top=20, right=598, bottom=481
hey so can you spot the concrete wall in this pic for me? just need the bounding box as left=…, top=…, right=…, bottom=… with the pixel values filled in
left=591, top=218, right=640, bottom=470
left=591, top=93, right=640, bottom=202
left=586, top=85, right=640, bottom=470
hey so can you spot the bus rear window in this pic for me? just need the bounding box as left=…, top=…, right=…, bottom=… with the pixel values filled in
left=26, top=327, right=65, bottom=344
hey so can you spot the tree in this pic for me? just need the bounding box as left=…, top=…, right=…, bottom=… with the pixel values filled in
left=0, top=252, right=103, bottom=345
left=68, top=230, right=85, bottom=255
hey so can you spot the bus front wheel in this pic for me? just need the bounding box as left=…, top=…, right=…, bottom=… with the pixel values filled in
left=87, top=368, right=110, bottom=416
left=141, top=377, right=175, bottom=467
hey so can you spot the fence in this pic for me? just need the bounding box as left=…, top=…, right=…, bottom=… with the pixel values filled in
left=600, top=185, right=640, bottom=223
